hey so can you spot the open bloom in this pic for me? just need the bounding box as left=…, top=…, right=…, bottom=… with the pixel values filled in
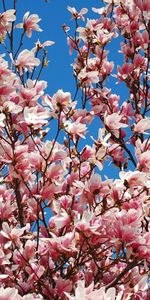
left=78, top=68, right=99, bottom=85
left=0, top=287, right=20, bottom=300
left=119, top=170, right=148, bottom=188
left=104, top=113, right=128, bottom=130
left=133, top=118, right=150, bottom=134
left=65, top=280, right=123, bottom=300
left=32, top=39, right=55, bottom=52
left=117, top=63, right=133, bottom=81
left=0, top=9, right=16, bottom=32
left=67, top=6, right=88, bottom=21
left=51, top=89, right=72, bottom=111
left=134, top=0, right=150, bottom=10
left=137, top=150, right=150, bottom=172
left=0, top=9, right=16, bottom=41
left=0, top=9, right=16, bottom=26
left=24, top=106, right=50, bottom=126
left=64, top=117, right=87, bottom=142
left=1, top=222, right=29, bottom=249
left=16, top=11, right=42, bottom=37
left=15, top=49, right=40, bottom=75
left=0, top=287, right=43, bottom=299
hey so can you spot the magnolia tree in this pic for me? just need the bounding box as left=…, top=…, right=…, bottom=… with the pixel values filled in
left=0, top=0, right=149, bottom=299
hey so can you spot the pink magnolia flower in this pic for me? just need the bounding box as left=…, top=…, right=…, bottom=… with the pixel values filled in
left=81, top=145, right=95, bottom=161
left=134, top=273, right=149, bottom=294
left=117, top=63, right=133, bottom=81
left=0, top=247, right=11, bottom=267
left=133, top=30, right=149, bottom=51
left=18, top=88, right=37, bottom=108
left=51, top=89, right=72, bottom=110
left=67, top=6, right=88, bottom=21
left=24, top=106, right=50, bottom=126
left=15, top=49, right=40, bottom=75
left=64, top=117, right=87, bottom=142
left=120, top=102, right=134, bottom=118
left=59, top=231, right=77, bottom=252
left=26, top=263, right=45, bottom=281
left=85, top=173, right=102, bottom=195
left=92, top=7, right=106, bottom=15
left=0, top=9, right=16, bottom=26
left=74, top=210, right=99, bottom=234
left=16, top=12, right=42, bottom=37
left=0, top=10, right=16, bottom=40
left=134, top=0, right=150, bottom=14
left=136, top=232, right=150, bottom=259
left=77, top=22, right=95, bottom=42
left=55, top=278, right=72, bottom=297
left=0, top=193, right=16, bottom=220
left=137, top=150, right=150, bottom=171
left=85, top=130, right=110, bottom=170
left=1, top=222, right=29, bottom=248
left=0, top=140, right=13, bottom=163
left=104, top=112, right=128, bottom=130
left=119, top=170, right=148, bottom=188
left=96, top=29, right=114, bottom=47
left=41, top=182, right=61, bottom=199
left=42, top=91, right=75, bottom=118
left=49, top=209, right=70, bottom=230
left=78, top=68, right=99, bottom=85
left=92, top=128, right=111, bottom=147
left=133, top=53, right=145, bottom=69
left=0, top=287, right=20, bottom=300
left=108, top=144, right=126, bottom=164
left=46, top=162, right=66, bottom=180
left=0, top=84, right=15, bottom=97
left=32, top=39, right=55, bottom=52
left=101, top=60, right=114, bottom=78
left=22, top=295, right=43, bottom=300
left=23, top=240, right=36, bottom=261
left=25, top=77, right=47, bottom=90
left=112, top=209, right=141, bottom=245
left=133, top=118, right=150, bottom=133
left=141, top=30, right=149, bottom=50
left=72, top=109, right=94, bottom=124
left=46, top=232, right=77, bottom=259
left=0, top=287, right=43, bottom=300
left=0, top=113, right=5, bottom=127
left=65, top=280, right=123, bottom=300
left=67, top=36, right=80, bottom=55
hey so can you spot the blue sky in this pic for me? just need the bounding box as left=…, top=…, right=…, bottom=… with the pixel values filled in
left=0, top=0, right=131, bottom=179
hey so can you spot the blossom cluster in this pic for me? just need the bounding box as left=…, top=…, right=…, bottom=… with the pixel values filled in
left=0, top=0, right=149, bottom=299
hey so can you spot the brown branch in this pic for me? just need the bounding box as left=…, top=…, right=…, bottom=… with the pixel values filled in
left=14, top=179, right=24, bottom=227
